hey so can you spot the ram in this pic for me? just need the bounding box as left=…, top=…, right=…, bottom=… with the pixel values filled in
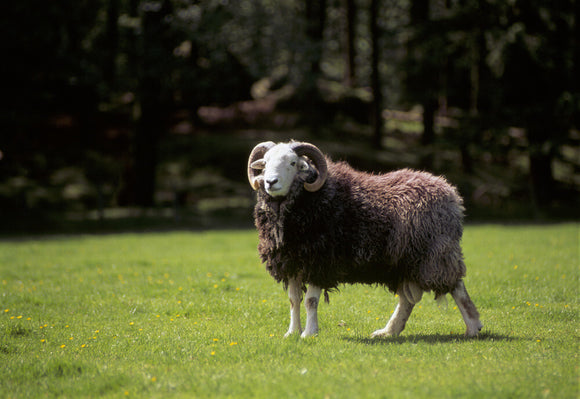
left=248, top=141, right=482, bottom=338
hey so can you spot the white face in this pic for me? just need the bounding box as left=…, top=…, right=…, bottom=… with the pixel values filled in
left=261, top=144, right=309, bottom=197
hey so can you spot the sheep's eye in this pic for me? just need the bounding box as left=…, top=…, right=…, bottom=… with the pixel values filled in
left=290, top=161, right=296, bottom=167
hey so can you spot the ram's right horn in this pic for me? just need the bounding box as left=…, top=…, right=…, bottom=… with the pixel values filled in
left=247, top=141, right=275, bottom=190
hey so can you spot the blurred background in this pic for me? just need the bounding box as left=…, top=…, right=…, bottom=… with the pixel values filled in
left=1, top=0, right=578, bottom=234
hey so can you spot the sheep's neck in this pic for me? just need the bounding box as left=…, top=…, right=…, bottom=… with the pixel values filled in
left=265, top=196, right=287, bottom=217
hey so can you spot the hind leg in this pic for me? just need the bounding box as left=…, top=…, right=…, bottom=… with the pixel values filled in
left=451, top=280, right=483, bottom=337
left=371, top=281, right=422, bottom=338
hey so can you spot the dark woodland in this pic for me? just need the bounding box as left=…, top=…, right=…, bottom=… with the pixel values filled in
left=1, top=0, right=578, bottom=233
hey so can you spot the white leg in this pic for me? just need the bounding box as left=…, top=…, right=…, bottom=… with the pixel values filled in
left=301, top=284, right=322, bottom=338
left=371, top=282, right=421, bottom=338
left=451, top=280, right=483, bottom=337
left=284, top=277, right=303, bottom=337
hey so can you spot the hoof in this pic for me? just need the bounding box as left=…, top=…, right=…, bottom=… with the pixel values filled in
left=300, top=329, right=318, bottom=338
left=370, top=329, right=396, bottom=338
left=465, top=321, right=483, bottom=337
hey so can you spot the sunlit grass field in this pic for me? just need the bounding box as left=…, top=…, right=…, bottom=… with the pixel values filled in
left=1, top=224, right=578, bottom=398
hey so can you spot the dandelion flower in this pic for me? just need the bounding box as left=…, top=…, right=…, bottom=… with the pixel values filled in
left=60, top=344, right=66, bottom=349
left=151, top=377, right=157, bottom=382
left=213, top=338, right=219, bottom=342
left=129, top=322, right=135, bottom=326
left=4, top=309, right=9, bottom=313
left=211, top=351, right=215, bottom=356
left=229, top=342, right=238, bottom=346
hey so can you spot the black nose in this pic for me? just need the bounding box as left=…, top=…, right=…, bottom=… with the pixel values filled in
left=266, top=178, right=278, bottom=186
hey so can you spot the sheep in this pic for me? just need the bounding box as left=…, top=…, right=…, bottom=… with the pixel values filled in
left=247, top=140, right=483, bottom=338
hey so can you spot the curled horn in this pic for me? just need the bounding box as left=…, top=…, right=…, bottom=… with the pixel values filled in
left=247, top=141, right=275, bottom=190
left=290, top=142, right=328, bottom=192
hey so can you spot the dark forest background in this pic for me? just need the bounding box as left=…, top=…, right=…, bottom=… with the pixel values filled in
left=1, top=0, right=579, bottom=233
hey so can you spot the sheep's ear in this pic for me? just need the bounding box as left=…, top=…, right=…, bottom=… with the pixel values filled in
left=251, top=159, right=266, bottom=170
left=297, top=158, right=310, bottom=171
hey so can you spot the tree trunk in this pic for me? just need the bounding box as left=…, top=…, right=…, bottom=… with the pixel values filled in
left=305, top=0, right=327, bottom=77
left=344, top=0, right=356, bottom=87
left=134, top=78, right=162, bottom=207
left=132, top=0, right=171, bottom=207
left=421, top=98, right=436, bottom=146
left=409, top=0, right=437, bottom=166
left=103, top=0, right=119, bottom=89
left=527, top=125, right=556, bottom=209
left=370, top=0, right=383, bottom=148
left=529, top=150, right=554, bottom=209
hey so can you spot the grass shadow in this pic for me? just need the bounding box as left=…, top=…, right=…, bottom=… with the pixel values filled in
left=342, top=331, right=517, bottom=345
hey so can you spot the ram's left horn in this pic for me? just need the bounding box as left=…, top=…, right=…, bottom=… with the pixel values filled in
left=291, top=142, right=328, bottom=192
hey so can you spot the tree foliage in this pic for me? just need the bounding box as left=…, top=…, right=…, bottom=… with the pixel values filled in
left=0, top=0, right=577, bottom=221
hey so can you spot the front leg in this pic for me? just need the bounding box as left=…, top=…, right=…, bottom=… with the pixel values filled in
left=301, top=284, right=322, bottom=338
left=284, top=277, right=303, bottom=337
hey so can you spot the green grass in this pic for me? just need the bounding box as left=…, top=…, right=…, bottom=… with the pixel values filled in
left=1, top=224, right=578, bottom=398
